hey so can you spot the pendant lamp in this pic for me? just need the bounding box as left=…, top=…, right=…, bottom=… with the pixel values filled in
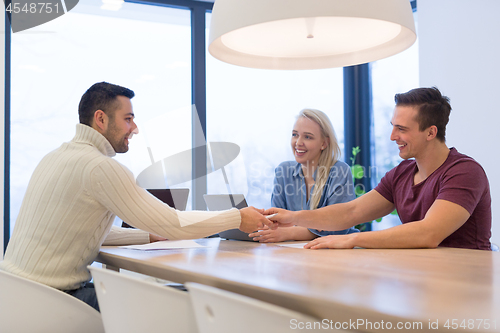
left=208, top=0, right=416, bottom=70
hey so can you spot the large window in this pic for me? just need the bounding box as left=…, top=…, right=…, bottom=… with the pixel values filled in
left=205, top=13, right=344, bottom=210
left=10, top=0, right=192, bottom=233
left=7, top=1, right=419, bottom=238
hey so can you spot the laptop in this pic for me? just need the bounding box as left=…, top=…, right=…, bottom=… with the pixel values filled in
left=146, top=188, right=190, bottom=211
left=122, top=188, right=190, bottom=228
left=203, top=194, right=258, bottom=242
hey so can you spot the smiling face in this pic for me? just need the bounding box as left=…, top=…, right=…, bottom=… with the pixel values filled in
left=291, top=116, right=327, bottom=167
left=102, top=96, right=138, bottom=154
left=390, top=105, right=432, bottom=160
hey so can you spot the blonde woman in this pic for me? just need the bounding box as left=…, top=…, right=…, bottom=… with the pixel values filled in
left=250, top=109, right=358, bottom=242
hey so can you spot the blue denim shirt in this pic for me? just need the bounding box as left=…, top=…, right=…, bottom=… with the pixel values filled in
left=271, top=160, right=359, bottom=236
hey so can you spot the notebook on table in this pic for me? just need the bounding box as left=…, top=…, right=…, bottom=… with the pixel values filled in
left=121, top=188, right=190, bottom=228
left=203, top=194, right=258, bottom=242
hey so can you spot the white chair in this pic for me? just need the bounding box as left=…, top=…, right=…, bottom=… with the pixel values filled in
left=89, top=266, right=197, bottom=333
left=186, top=282, right=325, bottom=333
left=0, top=269, right=105, bottom=333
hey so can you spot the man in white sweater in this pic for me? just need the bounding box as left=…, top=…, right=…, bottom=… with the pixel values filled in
left=0, top=82, right=272, bottom=310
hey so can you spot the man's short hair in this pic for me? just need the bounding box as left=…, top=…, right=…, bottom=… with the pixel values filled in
left=394, top=87, right=452, bottom=142
left=78, top=82, right=135, bottom=126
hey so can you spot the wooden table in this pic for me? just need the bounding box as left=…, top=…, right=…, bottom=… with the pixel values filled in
left=97, top=239, right=500, bottom=333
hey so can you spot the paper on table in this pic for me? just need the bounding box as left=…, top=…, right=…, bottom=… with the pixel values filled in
left=119, top=240, right=206, bottom=251
left=274, top=242, right=309, bottom=249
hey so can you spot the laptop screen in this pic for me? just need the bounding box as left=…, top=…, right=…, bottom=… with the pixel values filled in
left=122, top=188, right=189, bottom=228
left=147, top=189, right=189, bottom=211
left=203, top=194, right=248, bottom=211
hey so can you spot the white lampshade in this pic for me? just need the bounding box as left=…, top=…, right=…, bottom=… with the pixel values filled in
left=209, top=0, right=417, bottom=70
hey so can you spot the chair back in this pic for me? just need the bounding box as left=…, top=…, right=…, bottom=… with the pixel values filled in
left=0, top=269, right=105, bottom=333
left=186, top=282, right=324, bottom=333
left=89, top=266, right=197, bottom=333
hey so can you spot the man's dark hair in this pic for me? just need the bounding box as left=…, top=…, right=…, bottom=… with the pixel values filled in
left=78, top=82, right=135, bottom=126
left=394, top=87, right=452, bottom=142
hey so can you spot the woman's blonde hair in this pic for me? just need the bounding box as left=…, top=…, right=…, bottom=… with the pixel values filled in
left=296, top=109, right=341, bottom=210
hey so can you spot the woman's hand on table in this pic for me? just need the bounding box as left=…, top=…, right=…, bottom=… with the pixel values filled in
left=250, top=226, right=317, bottom=243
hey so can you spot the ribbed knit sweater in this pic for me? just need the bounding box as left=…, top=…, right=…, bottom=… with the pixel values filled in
left=0, top=124, right=240, bottom=290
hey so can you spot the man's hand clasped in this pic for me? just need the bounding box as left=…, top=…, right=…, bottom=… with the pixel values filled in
left=239, top=207, right=279, bottom=233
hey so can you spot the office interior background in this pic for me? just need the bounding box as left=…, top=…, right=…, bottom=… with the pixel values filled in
left=1, top=0, right=498, bottom=254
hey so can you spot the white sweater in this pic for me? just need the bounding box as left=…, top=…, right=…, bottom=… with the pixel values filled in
left=0, top=124, right=240, bottom=290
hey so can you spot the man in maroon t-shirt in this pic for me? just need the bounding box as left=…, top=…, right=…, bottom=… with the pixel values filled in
left=265, top=87, right=492, bottom=250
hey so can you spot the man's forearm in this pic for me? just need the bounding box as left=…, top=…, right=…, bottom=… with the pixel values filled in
left=346, top=222, right=440, bottom=249
left=293, top=191, right=395, bottom=232
left=306, top=199, right=472, bottom=250
left=294, top=202, right=361, bottom=231
left=305, top=220, right=442, bottom=250
left=350, top=199, right=471, bottom=249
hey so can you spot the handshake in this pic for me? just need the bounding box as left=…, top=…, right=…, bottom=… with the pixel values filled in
left=237, top=206, right=356, bottom=249
left=238, top=207, right=292, bottom=233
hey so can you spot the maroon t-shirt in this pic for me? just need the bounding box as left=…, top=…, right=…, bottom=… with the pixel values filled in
left=374, top=148, right=491, bottom=250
